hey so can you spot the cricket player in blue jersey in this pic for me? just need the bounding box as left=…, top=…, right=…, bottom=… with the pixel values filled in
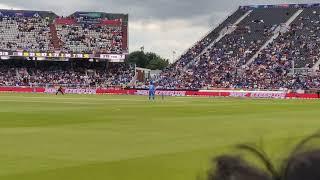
left=149, top=81, right=156, bottom=100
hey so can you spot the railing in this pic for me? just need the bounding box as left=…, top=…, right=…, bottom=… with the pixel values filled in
left=0, top=83, right=129, bottom=89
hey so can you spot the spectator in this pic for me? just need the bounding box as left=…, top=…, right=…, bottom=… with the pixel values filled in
left=0, top=60, right=134, bottom=88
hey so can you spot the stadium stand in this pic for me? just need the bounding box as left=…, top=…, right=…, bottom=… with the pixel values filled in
left=0, top=10, right=131, bottom=88
left=55, top=17, right=123, bottom=54
left=157, top=3, right=320, bottom=91
left=0, top=59, right=134, bottom=87
left=1, top=4, right=320, bottom=90
left=0, top=10, right=128, bottom=54
left=0, top=16, right=51, bottom=52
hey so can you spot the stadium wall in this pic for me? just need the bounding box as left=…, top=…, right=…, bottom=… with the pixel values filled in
left=0, top=87, right=319, bottom=99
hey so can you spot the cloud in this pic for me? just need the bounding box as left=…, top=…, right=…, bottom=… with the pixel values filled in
left=0, top=0, right=317, bottom=61
left=129, top=18, right=211, bottom=60
left=129, top=11, right=228, bottom=61
left=0, top=3, right=19, bottom=10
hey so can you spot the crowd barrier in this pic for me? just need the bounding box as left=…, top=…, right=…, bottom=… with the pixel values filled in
left=0, top=87, right=318, bottom=99
left=0, top=87, right=45, bottom=93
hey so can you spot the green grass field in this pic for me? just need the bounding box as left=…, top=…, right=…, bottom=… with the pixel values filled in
left=0, top=94, right=320, bottom=180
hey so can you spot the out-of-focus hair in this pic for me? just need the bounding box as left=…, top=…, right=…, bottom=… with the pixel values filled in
left=208, top=132, right=320, bottom=180
left=208, top=155, right=271, bottom=180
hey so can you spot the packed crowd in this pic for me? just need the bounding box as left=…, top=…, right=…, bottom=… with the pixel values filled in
left=2, top=7, right=320, bottom=90
left=227, top=8, right=320, bottom=90
left=157, top=7, right=320, bottom=90
left=0, top=13, right=125, bottom=54
left=158, top=8, right=287, bottom=89
left=0, top=16, right=51, bottom=52
left=0, top=60, right=134, bottom=87
left=56, top=23, right=123, bottom=54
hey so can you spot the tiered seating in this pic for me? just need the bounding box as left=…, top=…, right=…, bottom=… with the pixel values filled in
left=0, top=10, right=130, bottom=88
left=275, top=8, right=320, bottom=68
left=230, top=8, right=320, bottom=90
left=0, top=65, right=18, bottom=86
left=170, top=8, right=249, bottom=70
left=158, top=7, right=298, bottom=89
left=0, top=60, right=134, bottom=87
left=157, top=8, right=250, bottom=89
left=0, top=16, right=51, bottom=51
left=0, top=10, right=126, bottom=55
left=215, top=7, right=297, bottom=66
left=157, top=5, right=320, bottom=90
left=291, top=8, right=320, bottom=68
left=56, top=20, right=123, bottom=54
